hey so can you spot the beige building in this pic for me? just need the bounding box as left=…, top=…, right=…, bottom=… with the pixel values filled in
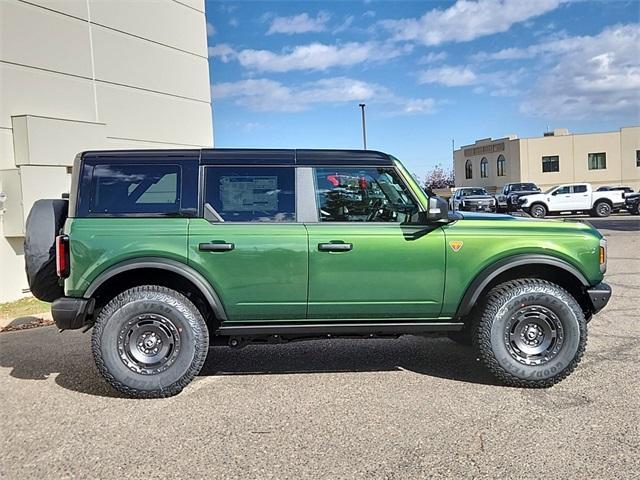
left=454, top=127, right=640, bottom=193
left=0, top=0, right=214, bottom=302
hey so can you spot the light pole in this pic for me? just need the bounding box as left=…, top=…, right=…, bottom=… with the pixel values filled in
left=359, top=103, right=367, bottom=150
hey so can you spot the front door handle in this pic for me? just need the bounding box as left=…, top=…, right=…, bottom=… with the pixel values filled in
left=199, top=242, right=235, bottom=252
left=318, top=242, right=353, bottom=252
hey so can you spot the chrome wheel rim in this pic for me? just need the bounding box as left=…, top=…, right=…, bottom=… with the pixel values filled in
left=117, top=314, right=181, bottom=375
left=504, top=306, right=564, bottom=366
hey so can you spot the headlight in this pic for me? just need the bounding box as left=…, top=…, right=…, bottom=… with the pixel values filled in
left=599, top=237, right=607, bottom=273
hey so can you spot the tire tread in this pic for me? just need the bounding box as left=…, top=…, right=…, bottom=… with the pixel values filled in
left=91, top=285, right=209, bottom=399
left=472, top=278, right=587, bottom=388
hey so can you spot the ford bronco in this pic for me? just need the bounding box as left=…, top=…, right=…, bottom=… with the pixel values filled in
left=25, top=149, right=611, bottom=398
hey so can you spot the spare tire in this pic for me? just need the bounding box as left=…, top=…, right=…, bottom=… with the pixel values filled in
left=24, top=199, right=68, bottom=302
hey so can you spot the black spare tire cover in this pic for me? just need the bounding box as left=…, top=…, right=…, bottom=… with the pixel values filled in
left=24, top=199, right=68, bottom=302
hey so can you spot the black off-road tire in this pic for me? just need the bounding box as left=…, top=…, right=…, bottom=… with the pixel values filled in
left=92, top=286, right=209, bottom=398
left=472, top=279, right=587, bottom=388
left=24, top=199, right=68, bottom=301
left=591, top=201, right=612, bottom=218
left=529, top=203, right=547, bottom=219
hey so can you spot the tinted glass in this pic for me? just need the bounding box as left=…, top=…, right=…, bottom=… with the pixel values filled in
left=314, top=167, right=417, bottom=222
left=573, top=185, right=587, bottom=193
left=204, top=166, right=295, bottom=222
left=461, top=188, right=488, bottom=196
left=89, top=164, right=181, bottom=215
left=555, top=186, right=571, bottom=194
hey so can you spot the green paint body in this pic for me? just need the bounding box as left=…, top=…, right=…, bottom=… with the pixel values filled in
left=64, top=158, right=604, bottom=323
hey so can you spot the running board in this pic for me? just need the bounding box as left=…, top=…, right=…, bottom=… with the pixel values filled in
left=216, top=322, right=464, bottom=336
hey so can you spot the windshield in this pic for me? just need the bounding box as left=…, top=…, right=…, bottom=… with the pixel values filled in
left=460, top=188, right=488, bottom=196
left=512, top=183, right=539, bottom=192
left=544, top=186, right=559, bottom=194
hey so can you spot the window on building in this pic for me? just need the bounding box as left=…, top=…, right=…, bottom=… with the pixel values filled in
left=636, top=150, right=640, bottom=167
left=480, top=157, right=488, bottom=178
left=542, top=155, right=560, bottom=173
left=314, top=167, right=417, bottom=223
left=204, top=166, right=295, bottom=222
left=465, top=159, right=473, bottom=179
left=588, top=152, right=607, bottom=170
left=496, top=155, right=506, bottom=177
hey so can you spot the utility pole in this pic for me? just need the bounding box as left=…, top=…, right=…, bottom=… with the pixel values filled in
left=359, top=103, right=367, bottom=150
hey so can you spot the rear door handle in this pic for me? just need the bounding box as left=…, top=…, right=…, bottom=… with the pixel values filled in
left=199, top=242, right=235, bottom=252
left=318, top=242, right=352, bottom=252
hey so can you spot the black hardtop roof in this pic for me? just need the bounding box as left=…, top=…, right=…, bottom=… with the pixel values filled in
left=80, top=148, right=395, bottom=166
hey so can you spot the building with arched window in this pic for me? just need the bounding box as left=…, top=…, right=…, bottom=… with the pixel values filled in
left=454, top=127, right=640, bottom=193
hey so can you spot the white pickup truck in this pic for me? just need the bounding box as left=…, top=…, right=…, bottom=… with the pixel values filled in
left=520, top=183, right=625, bottom=218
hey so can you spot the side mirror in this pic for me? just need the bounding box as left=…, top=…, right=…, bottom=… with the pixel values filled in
left=426, top=196, right=449, bottom=223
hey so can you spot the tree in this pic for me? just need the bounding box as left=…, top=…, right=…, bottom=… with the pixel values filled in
left=423, top=164, right=455, bottom=192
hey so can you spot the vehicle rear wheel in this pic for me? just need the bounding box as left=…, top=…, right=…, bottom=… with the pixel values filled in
left=92, top=285, right=209, bottom=398
left=631, top=203, right=640, bottom=215
left=592, top=201, right=612, bottom=218
left=472, top=279, right=587, bottom=388
left=529, top=203, right=547, bottom=218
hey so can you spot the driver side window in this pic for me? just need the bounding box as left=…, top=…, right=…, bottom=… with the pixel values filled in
left=314, top=167, right=417, bottom=222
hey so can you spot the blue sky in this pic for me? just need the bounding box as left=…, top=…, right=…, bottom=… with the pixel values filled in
left=205, top=0, right=640, bottom=175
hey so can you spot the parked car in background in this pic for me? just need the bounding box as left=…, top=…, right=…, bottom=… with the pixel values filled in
left=624, top=191, right=640, bottom=215
left=520, top=183, right=625, bottom=218
left=449, top=187, right=496, bottom=212
left=495, top=182, right=541, bottom=213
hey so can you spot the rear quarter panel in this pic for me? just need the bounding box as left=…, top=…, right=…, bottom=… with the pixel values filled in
left=64, top=218, right=189, bottom=296
left=440, top=217, right=603, bottom=316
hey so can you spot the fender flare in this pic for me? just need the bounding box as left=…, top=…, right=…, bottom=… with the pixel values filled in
left=84, top=257, right=227, bottom=321
left=455, top=254, right=589, bottom=319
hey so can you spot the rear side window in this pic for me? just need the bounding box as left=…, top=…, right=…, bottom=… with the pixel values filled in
left=76, top=158, right=199, bottom=217
left=573, top=185, right=587, bottom=193
left=90, top=164, right=179, bottom=215
left=204, top=166, right=295, bottom=222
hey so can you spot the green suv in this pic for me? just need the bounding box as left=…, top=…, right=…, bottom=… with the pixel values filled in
left=25, top=149, right=611, bottom=398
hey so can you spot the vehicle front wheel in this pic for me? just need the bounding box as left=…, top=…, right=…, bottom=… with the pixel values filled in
left=591, top=201, right=612, bottom=218
left=529, top=203, right=547, bottom=218
left=472, top=279, right=587, bottom=388
left=92, top=285, right=209, bottom=398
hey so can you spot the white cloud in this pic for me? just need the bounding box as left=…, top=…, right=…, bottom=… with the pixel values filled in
left=363, top=10, right=376, bottom=19
left=229, top=18, right=239, bottom=27
left=418, top=51, right=448, bottom=64
left=419, top=66, right=478, bottom=86
left=206, top=22, right=216, bottom=36
left=380, top=0, right=563, bottom=46
left=213, top=41, right=411, bottom=73
left=520, top=24, right=640, bottom=118
left=208, top=44, right=236, bottom=63
left=212, top=77, right=436, bottom=115
left=418, top=65, right=525, bottom=96
left=267, top=12, right=331, bottom=35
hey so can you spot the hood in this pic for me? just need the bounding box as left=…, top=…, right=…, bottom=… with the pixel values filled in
left=455, top=211, right=601, bottom=235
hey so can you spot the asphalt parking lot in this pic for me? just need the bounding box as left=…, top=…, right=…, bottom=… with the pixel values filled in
left=1, top=216, right=638, bottom=479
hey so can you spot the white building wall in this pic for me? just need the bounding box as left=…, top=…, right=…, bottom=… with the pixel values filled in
left=0, top=0, right=213, bottom=302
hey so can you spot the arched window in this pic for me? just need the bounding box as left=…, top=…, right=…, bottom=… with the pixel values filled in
left=497, top=155, right=506, bottom=177
left=480, top=157, right=488, bottom=178
left=465, top=159, right=473, bottom=179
